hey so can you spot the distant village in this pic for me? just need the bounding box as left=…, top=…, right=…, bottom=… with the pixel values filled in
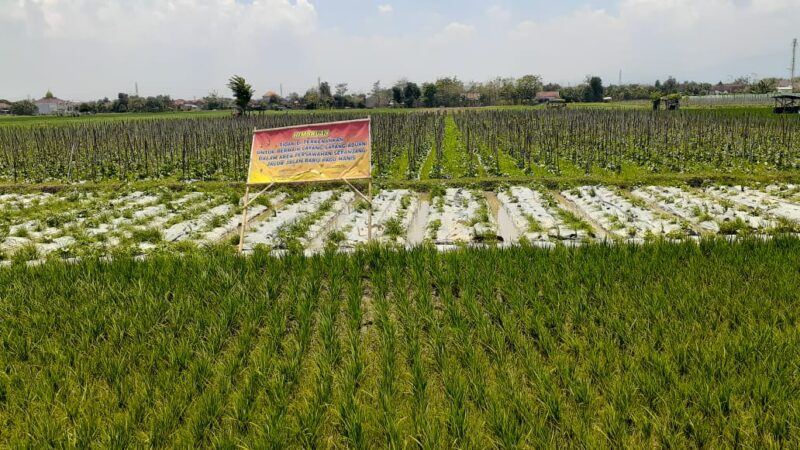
left=1, top=75, right=797, bottom=116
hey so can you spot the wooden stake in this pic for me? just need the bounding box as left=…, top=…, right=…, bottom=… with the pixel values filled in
left=342, top=178, right=374, bottom=242
left=238, top=185, right=251, bottom=255
left=244, top=182, right=275, bottom=208
left=368, top=179, right=373, bottom=242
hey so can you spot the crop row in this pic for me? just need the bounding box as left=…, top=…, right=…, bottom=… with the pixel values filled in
left=1, top=238, right=799, bottom=447
left=0, top=110, right=798, bottom=182
left=2, top=183, right=799, bottom=264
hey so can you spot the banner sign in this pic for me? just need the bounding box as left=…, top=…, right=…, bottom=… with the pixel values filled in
left=246, top=118, right=371, bottom=185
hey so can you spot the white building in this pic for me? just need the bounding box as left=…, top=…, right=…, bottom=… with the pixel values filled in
left=34, top=96, right=71, bottom=115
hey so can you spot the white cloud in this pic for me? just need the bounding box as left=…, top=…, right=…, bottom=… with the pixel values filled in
left=378, top=4, right=393, bottom=14
left=486, top=5, right=511, bottom=22
left=2, top=0, right=800, bottom=100
left=0, top=0, right=319, bottom=99
left=438, top=22, right=475, bottom=38
left=1, top=0, right=318, bottom=43
left=509, top=1, right=800, bottom=84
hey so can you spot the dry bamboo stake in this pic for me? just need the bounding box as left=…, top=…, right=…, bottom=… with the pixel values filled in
left=238, top=185, right=251, bottom=255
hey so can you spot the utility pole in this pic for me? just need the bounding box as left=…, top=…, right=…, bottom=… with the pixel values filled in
left=135, top=82, right=139, bottom=97
left=618, top=69, right=622, bottom=86
left=791, top=38, right=797, bottom=92
left=280, top=83, right=283, bottom=97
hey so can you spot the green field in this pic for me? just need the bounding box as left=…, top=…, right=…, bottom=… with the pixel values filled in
left=1, top=104, right=799, bottom=448
left=1, top=239, right=798, bottom=448
left=0, top=104, right=779, bottom=127
left=0, top=106, right=797, bottom=186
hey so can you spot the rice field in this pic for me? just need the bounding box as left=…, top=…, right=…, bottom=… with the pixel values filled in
left=1, top=238, right=799, bottom=448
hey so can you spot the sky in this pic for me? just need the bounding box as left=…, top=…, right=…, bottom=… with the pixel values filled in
left=1, top=0, right=798, bottom=101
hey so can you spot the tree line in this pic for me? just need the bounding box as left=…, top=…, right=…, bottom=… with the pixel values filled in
left=3, top=73, right=792, bottom=116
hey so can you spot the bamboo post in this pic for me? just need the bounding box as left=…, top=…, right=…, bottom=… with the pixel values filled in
left=238, top=185, right=251, bottom=255
left=368, top=179, right=373, bottom=242
left=342, top=178, right=373, bottom=242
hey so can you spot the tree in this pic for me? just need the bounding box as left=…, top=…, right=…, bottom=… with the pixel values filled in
left=752, top=78, right=777, bottom=94
left=585, top=76, right=604, bottom=102
left=370, top=81, right=390, bottom=108
left=204, top=92, right=226, bottom=110
left=125, top=96, right=146, bottom=112
left=45, top=90, right=54, bottom=99
left=421, top=83, right=437, bottom=107
left=498, top=78, right=517, bottom=105
left=662, top=76, right=678, bottom=94
left=318, top=81, right=333, bottom=108
left=542, top=83, right=562, bottom=91
left=433, top=77, right=464, bottom=107
left=286, top=92, right=302, bottom=108
left=560, top=85, right=586, bottom=103
left=516, top=74, right=543, bottom=104
left=112, top=93, right=129, bottom=113
left=391, top=86, right=404, bottom=106
left=333, top=83, right=349, bottom=108
left=303, top=88, right=320, bottom=109
left=227, top=75, right=255, bottom=115
left=403, top=82, right=421, bottom=108
left=10, top=100, right=37, bottom=115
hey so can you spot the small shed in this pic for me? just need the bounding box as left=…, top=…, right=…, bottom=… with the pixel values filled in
left=773, top=94, right=800, bottom=114
left=535, top=91, right=561, bottom=104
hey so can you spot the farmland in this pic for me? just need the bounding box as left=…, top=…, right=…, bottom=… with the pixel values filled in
left=1, top=108, right=798, bottom=184
left=2, top=182, right=800, bottom=264
left=1, top=106, right=800, bottom=447
left=1, top=239, right=799, bottom=447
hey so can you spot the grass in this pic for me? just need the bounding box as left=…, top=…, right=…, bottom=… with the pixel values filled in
left=130, top=227, right=163, bottom=243
left=434, top=115, right=484, bottom=179
left=718, top=217, right=751, bottom=235
left=0, top=238, right=799, bottom=447
left=557, top=208, right=594, bottom=234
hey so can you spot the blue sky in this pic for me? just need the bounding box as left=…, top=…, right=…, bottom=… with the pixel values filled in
left=0, top=0, right=797, bottom=100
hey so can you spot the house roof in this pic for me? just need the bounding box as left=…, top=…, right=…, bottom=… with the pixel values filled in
left=0, top=102, right=11, bottom=109
left=712, top=83, right=746, bottom=92
left=463, top=92, right=480, bottom=101
left=36, top=97, right=65, bottom=103
left=536, top=91, right=560, bottom=98
left=263, top=91, right=278, bottom=98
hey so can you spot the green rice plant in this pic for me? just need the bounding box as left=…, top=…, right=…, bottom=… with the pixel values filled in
left=558, top=209, right=594, bottom=234
left=427, top=219, right=441, bottom=240
left=523, top=213, right=543, bottom=232
left=131, top=228, right=163, bottom=243
left=383, top=217, right=403, bottom=241
left=12, top=242, right=39, bottom=262
left=718, top=217, right=750, bottom=235
left=0, top=238, right=799, bottom=447
left=12, top=227, right=30, bottom=238
left=767, top=217, right=800, bottom=235
left=692, top=205, right=715, bottom=222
